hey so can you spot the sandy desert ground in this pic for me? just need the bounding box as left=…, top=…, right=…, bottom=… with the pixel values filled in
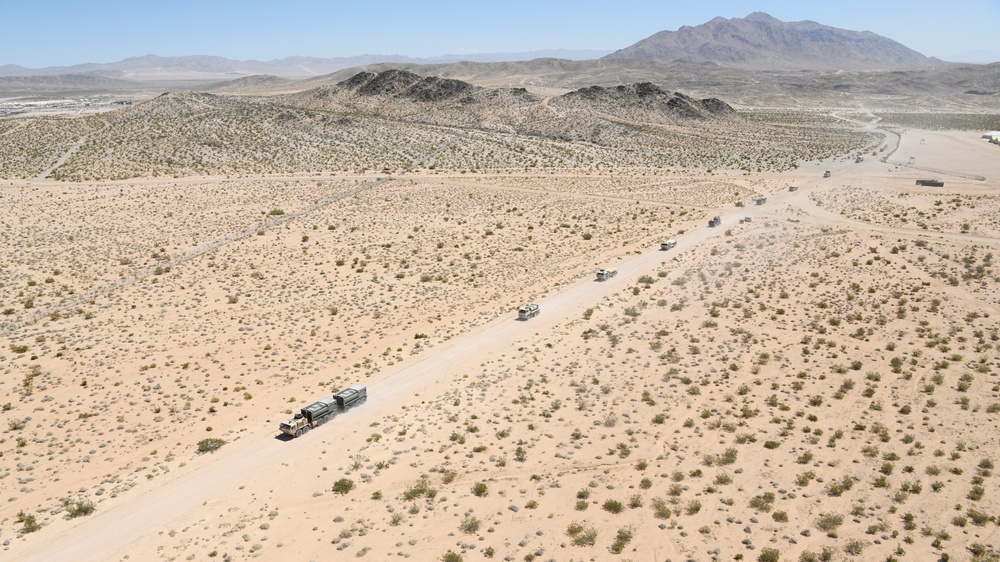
left=1, top=99, right=999, bottom=562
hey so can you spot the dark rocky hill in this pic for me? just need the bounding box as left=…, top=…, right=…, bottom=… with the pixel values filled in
left=605, top=12, right=942, bottom=70
left=557, top=83, right=737, bottom=122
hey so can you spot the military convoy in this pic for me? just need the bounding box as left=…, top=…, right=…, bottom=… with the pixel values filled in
left=596, top=268, right=618, bottom=281
left=916, top=179, right=944, bottom=187
left=518, top=303, right=540, bottom=320
left=660, top=239, right=677, bottom=250
left=279, top=384, right=367, bottom=438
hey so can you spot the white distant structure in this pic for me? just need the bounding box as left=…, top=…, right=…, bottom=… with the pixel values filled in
left=983, top=131, right=1000, bottom=143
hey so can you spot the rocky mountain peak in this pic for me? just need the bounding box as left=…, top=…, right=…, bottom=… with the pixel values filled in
left=605, top=13, right=941, bottom=70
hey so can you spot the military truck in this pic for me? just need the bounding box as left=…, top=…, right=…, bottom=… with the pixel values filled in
left=596, top=267, right=618, bottom=281
left=660, top=239, right=677, bottom=250
left=279, top=384, right=367, bottom=438
left=823, top=171, right=831, bottom=178
left=708, top=216, right=721, bottom=227
left=788, top=185, right=798, bottom=192
left=755, top=197, right=767, bottom=205
left=279, top=397, right=337, bottom=437
left=518, top=303, right=540, bottom=320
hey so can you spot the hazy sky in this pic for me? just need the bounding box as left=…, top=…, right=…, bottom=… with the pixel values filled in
left=4, top=0, right=998, bottom=67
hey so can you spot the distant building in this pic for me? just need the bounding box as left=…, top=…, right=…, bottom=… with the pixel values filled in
left=983, top=131, right=1000, bottom=141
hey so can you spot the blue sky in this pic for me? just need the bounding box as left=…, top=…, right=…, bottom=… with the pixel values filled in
left=3, top=0, right=998, bottom=67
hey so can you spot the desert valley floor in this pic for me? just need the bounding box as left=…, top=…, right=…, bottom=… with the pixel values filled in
left=1, top=102, right=999, bottom=562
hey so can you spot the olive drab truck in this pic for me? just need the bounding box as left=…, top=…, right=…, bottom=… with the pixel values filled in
left=279, top=384, right=367, bottom=438
left=279, top=397, right=337, bottom=438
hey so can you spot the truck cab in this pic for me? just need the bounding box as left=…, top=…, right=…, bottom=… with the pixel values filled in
left=660, top=239, right=677, bottom=250
left=279, top=413, right=310, bottom=437
left=596, top=268, right=617, bottom=281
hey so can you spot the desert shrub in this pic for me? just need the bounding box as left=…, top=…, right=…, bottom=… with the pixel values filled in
left=758, top=548, right=781, bottom=562
left=459, top=515, right=480, bottom=534
left=843, top=539, right=865, bottom=555
left=603, top=499, right=624, bottom=514
left=816, top=512, right=844, bottom=533
left=403, top=477, right=435, bottom=500
left=610, top=527, right=634, bottom=554
left=967, top=509, right=993, bottom=526
left=62, top=499, right=95, bottom=518
left=825, top=476, right=854, bottom=496
left=196, top=438, right=226, bottom=454
left=651, top=497, right=671, bottom=519
left=796, top=471, right=816, bottom=486
left=749, top=492, right=776, bottom=513
left=566, top=521, right=597, bottom=546
left=441, top=469, right=457, bottom=484
left=471, top=482, right=488, bottom=497
left=441, top=551, right=462, bottom=562
left=16, top=511, right=40, bottom=533
left=332, top=478, right=354, bottom=495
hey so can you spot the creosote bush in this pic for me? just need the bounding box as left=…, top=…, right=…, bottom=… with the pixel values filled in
left=62, top=498, right=95, bottom=518
left=332, top=478, right=354, bottom=495
left=196, top=438, right=226, bottom=454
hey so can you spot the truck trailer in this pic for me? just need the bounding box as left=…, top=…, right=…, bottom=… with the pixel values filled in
left=334, top=384, right=367, bottom=410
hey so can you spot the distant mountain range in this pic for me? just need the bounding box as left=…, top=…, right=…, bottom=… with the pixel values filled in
left=0, top=50, right=612, bottom=81
left=605, top=12, right=943, bottom=70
